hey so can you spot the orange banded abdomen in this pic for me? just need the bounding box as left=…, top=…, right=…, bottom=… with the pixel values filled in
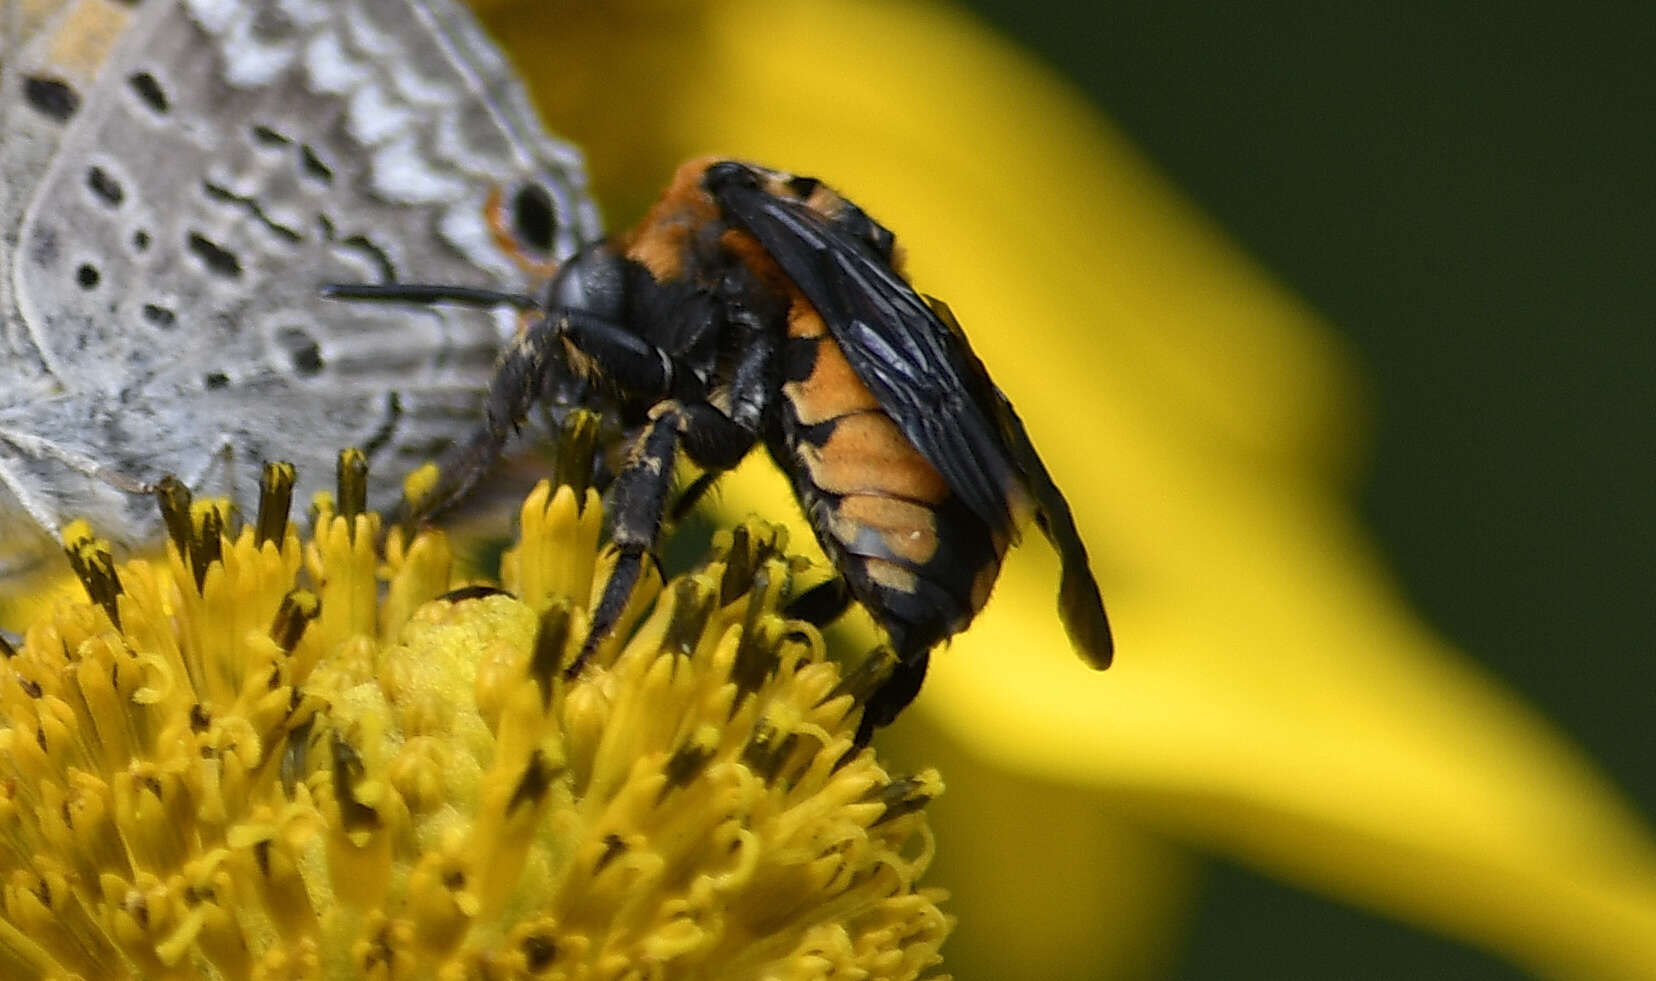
left=775, top=306, right=1006, bottom=653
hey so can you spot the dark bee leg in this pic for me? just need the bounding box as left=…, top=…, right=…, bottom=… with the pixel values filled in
left=407, top=313, right=568, bottom=520
left=670, top=471, right=721, bottom=522
left=413, top=311, right=694, bottom=520
left=573, top=411, right=682, bottom=677
left=784, top=576, right=852, bottom=626
left=856, top=647, right=930, bottom=747
left=570, top=398, right=762, bottom=677
left=561, top=314, right=675, bottom=393
left=667, top=330, right=779, bottom=523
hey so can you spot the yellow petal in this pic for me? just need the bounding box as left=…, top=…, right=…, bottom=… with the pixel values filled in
left=479, top=0, right=1656, bottom=976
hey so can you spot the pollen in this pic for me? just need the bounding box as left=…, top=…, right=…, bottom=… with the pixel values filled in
left=0, top=418, right=951, bottom=979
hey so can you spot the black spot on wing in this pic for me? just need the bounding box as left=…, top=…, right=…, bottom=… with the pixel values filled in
left=86, top=167, right=124, bottom=207
left=127, top=71, right=168, bottom=114
left=187, top=232, right=242, bottom=279
left=512, top=182, right=556, bottom=254
left=710, top=177, right=1020, bottom=535
left=142, top=303, right=176, bottom=328
left=23, top=76, right=78, bottom=121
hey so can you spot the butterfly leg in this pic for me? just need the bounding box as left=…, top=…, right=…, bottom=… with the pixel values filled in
left=0, top=451, right=66, bottom=547
left=184, top=436, right=238, bottom=506
left=0, top=424, right=154, bottom=495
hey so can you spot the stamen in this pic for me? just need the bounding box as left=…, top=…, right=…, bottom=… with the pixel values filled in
left=269, top=589, right=318, bottom=652
left=61, top=522, right=122, bottom=629
left=336, top=448, right=368, bottom=523
left=254, top=461, right=296, bottom=548
left=3, top=457, right=950, bottom=975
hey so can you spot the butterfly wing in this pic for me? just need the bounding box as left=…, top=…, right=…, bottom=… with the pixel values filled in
left=0, top=0, right=598, bottom=575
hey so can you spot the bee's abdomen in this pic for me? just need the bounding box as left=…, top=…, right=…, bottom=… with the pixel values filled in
left=776, top=314, right=1006, bottom=654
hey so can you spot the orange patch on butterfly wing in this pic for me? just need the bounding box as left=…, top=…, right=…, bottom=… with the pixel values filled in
left=43, top=0, right=133, bottom=79
left=485, top=185, right=560, bottom=282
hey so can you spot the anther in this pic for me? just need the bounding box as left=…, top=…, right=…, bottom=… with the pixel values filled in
left=660, top=579, right=716, bottom=657
left=555, top=409, right=600, bottom=507
left=868, top=770, right=944, bottom=827
left=529, top=602, right=574, bottom=708
left=506, top=749, right=557, bottom=815
left=190, top=503, right=224, bottom=590
left=61, top=526, right=123, bottom=630
left=269, top=590, right=319, bottom=652
left=336, top=448, right=368, bottom=523
left=819, top=645, right=898, bottom=709
left=329, top=736, right=381, bottom=833
left=656, top=726, right=719, bottom=804
left=154, top=475, right=194, bottom=552
left=255, top=461, right=296, bottom=548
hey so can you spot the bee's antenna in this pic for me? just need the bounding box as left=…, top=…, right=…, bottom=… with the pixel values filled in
left=320, top=282, right=541, bottom=310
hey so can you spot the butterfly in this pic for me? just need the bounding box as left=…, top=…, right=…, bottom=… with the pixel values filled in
left=0, top=0, right=598, bottom=581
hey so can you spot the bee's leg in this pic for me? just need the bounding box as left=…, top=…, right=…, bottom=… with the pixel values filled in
left=409, top=313, right=567, bottom=521
left=664, top=330, right=780, bottom=522
left=784, top=576, right=852, bottom=626
left=855, top=646, right=930, bottom=748
left=675, top=401, right=761, bottom=470
left=568, top=398, right=760, bottom=677
left=565, top=326, right=776, bottom=675
left=572, top=411, right=679, bottom=677
left=720, top=326, right=779, bottom=436
left=670, top=471, right=720, bottom=522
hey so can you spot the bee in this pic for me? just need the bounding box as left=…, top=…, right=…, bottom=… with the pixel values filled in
left=331, top=157, right=1112, bottom=744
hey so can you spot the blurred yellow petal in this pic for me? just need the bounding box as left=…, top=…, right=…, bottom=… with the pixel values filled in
left=895, top=716, right=1197, bottom=978
left=488, top=1, right=1656, bottom=976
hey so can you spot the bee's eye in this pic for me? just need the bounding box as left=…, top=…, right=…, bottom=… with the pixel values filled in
left=546, top=244, right=624, bottom=319
left=511, top=182, right=556, bottom=255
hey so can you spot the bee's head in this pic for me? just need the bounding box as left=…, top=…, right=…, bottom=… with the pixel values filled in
left=541, top=241, right=627, bottom=321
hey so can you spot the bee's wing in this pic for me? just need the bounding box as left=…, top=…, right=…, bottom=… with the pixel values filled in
left=714, top=180, right=1113, bottom=667
left=715, top=182, right=1017, bottom=531
left=931, top=297, right=1114, bottom=668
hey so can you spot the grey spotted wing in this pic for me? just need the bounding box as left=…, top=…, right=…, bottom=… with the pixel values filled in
left=0, top=0, right=599, bottom=576
left=1, top=0, right=145, bottom=385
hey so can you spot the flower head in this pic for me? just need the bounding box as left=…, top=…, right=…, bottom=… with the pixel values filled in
left=0, top=431, right=949, bottom=978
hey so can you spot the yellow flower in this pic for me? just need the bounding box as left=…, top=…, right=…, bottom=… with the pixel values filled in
left=0, top=441, right=949, bottom=978
left=471, top=0, right=1656, bottom=977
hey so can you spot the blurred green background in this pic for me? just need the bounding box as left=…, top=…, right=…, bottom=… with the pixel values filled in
left=958, top=1, right=1653, bottom=977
